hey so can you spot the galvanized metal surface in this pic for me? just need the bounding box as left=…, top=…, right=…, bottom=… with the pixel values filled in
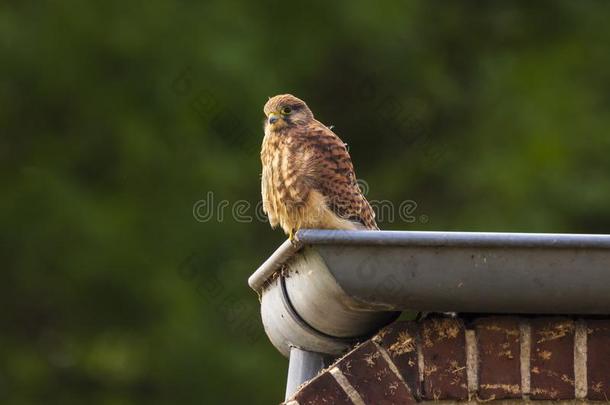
left=283, top=248, right=398, bottom=337
left=316, top=243, right=610, bottom=314
left=296, top=229, right=610, bottom=248
left=258, top=248, right=397, bottom=357
left=258, top=272, right=352, bottom=357
left=285, top=348, right=330, bottom=400
left=250, top=229, right=610, bottom=361
left=251, top=230, right=610, bottom=314
left=249, top=238, right=301, bottom=292
left=249, top=230, right=610, bottom=292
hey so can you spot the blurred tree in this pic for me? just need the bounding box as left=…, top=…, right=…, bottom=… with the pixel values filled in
left=1, top=1, right=609, bottom=403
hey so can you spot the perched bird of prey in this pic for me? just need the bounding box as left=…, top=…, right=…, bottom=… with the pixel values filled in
left=261, top=94, right=378, bottom=241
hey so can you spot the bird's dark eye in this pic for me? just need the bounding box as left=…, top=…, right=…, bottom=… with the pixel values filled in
left=281, top=106, right=292, bottom=115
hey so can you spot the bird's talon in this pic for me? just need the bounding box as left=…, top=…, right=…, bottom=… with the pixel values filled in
left=289, top=229, right=299, bottom=245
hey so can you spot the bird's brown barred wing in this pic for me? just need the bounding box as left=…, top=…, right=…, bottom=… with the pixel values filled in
left=299, top=122, right=378, bottom=230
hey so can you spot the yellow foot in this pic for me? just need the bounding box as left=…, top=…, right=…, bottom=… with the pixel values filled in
left=289, top=229, right=299, bottom=245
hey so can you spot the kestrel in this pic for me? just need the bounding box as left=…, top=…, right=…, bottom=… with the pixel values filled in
left=260, top=94, right=378, bottom=241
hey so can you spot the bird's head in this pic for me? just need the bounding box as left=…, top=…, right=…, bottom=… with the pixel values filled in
left=263, top=94, right=314, bottom=130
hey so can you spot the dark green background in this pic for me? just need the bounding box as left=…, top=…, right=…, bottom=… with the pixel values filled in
left=2, top=1, right=610, bottom=404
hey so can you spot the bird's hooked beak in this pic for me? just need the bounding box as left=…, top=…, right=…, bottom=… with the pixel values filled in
left=268, top=112, right=279, bottom=125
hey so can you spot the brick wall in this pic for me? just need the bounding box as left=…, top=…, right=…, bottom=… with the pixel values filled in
left=283, top=316, right=610, bottom=404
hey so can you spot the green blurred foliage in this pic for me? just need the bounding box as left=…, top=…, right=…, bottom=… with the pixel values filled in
left=1, top=1, right=610, bottom=404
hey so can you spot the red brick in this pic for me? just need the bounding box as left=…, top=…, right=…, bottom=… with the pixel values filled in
left=587, top=320, right=610, bottom=401
left=374, top=321, right=421, bottom=398
left=337, top=341, right=415, bottom=405
left=292, top=371, right=353, bottom=405
left=475, top=317, right=522, bottom=399
left=530, top=318, right=575, bottom=400
left=421, top=318, right=468, bottom=400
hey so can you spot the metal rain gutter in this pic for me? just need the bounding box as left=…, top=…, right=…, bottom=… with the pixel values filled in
left=248, top=229, right=610, bottom=399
